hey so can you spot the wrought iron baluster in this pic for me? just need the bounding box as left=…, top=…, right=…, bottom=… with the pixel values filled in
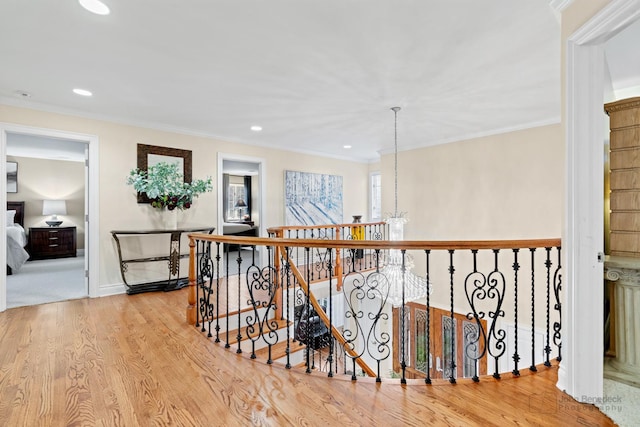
left=400, top=250, right=407, bottom=384
left=544, top=247, right=552, bottom=367
left=327, top=247, right=334, bottom=378
left=512, top=248, right=520, bottom=376
left=529, top=248, right=537, bottom=372
left=448, top=249, right=456, bottom=384
left=236, top=248, right=243, bottom=354
left=553, top=246, right=562, bottom=362
left=425, top=249, right=432, bottom=385
left=284, top=246, right=292, bottom=369
left=305, top=247, right=312, bottom=374
left=198, top=240, right=214, bottom=338
left=225, top=244, right=231, bottom=349
left=213, top=243, right=221, bottom=342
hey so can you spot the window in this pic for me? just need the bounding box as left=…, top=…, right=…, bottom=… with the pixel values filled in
left=370, top=172, right=381, bottom=221
left=392, top=303, right=487, bottom=380
left=223, top=174, right=251, bottom=222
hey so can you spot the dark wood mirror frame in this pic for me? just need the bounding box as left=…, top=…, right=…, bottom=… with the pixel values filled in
left=136, top=144, right=193, bottom=203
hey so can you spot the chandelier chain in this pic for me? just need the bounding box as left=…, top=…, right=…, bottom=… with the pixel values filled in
left=392, top=106, right=400, bottom=217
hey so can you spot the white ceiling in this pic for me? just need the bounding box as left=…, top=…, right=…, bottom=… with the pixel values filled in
left=0, top=1, right=636, bottom=163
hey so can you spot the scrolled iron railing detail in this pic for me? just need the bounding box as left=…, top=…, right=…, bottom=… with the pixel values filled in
left=244, top=247, right=280, bottom=362
left=553, top=247, right=562, bottom=362
left=341, top=270, right=369, bottom=380
left=463, top=250, right=488, bottom=383
left=346, top=268, right=392, bottom=382
left=187, top=229, right=562, bottom=386
left=197, top=240, right=215, bottom=337
left=486, top=249, right=507, bottom=379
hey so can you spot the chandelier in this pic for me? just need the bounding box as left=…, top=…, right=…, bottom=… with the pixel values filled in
left=378, top=107, right=429, bottom=307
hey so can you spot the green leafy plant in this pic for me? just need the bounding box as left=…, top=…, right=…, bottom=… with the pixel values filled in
left=127, top=162, right=213, bottom=211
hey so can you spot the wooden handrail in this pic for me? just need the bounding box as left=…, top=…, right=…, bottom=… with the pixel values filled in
left=267, top=221, right=386, bottom=234
left=188, top=233, right=561, bottom=251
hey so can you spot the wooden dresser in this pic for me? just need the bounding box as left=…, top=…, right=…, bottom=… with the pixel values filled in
left=28, top=226, right=77, bottom=260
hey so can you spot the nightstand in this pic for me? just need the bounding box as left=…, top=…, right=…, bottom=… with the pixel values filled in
left=28, top=226, right=77, bottom=260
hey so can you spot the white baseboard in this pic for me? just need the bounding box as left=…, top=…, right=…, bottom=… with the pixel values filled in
left=98, top=283, right=127, bottom=297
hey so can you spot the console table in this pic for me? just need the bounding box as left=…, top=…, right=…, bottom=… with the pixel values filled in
left=111, top=226, right=214, bottom=295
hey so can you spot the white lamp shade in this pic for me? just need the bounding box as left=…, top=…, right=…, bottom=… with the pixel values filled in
left=42, top=199, right=67, bottom=216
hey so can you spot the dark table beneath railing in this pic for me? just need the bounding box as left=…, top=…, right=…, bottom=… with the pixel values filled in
left=111, top=226, right=215, bottom=295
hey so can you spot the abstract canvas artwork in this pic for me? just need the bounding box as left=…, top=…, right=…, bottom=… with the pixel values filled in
left=285, top=170, right=343, bottom=225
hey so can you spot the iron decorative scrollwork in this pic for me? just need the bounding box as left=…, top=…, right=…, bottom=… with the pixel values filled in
left=463, top=250, right=488, bottom=382
left=243, top=247, right=280, bottom=362
left=341, top=269, right=391, bottom=382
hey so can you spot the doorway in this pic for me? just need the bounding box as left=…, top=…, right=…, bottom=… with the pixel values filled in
left=217, top=153, right=266, bottom=266
left=563, top=0, right=640, bottom=401
left=0, top=123, right=99, bottom=312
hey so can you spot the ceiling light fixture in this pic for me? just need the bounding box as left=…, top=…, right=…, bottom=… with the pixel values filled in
left=250, top=126, right=262, bottom=132
left=344, top=145, right=352, bottom=149
left=73, top=88, right=93, bottom=97
left=378, top=106, right=429, bottom=307
left=79, top=0, right=110, bottom=15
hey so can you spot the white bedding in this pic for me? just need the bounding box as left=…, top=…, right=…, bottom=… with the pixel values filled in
left=7, top=223, right=29, bottom=272
left=223, top=222, right=253, bottom=235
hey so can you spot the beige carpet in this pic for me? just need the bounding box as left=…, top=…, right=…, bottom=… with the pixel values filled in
left=6, top=256, right=86, bottom=308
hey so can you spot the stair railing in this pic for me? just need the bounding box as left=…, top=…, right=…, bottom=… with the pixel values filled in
left=187, top=232, right=562, bottom=384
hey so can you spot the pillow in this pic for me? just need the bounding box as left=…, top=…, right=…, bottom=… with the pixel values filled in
left=6, top=210, right=16, bottom=226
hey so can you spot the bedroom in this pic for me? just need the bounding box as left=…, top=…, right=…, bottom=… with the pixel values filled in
left=221, top=157, right=261, bottom=241
left=5, top=133, right=87, bottom=308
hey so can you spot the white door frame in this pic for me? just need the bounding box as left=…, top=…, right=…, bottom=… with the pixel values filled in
left=217, top=152, right=266, bottom=262
left=0, top=123, right=100, bottom=311
left=561, top=0, right=640, bottom=401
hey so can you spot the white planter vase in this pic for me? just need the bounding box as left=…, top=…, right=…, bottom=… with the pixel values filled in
left=164, top=208, right=178, bottom=230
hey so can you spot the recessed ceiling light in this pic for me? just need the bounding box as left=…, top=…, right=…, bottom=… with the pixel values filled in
left=15, top=90, right=32, bottom=98
left=79, top=0, right=110, bottom=15
left=343, top=145, right=352, bottom=149
left=73, top=88, right=93, bottom=97
left=250, top=126, right=262, bottom=132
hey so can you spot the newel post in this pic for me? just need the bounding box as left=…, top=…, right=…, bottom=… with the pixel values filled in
left=186, top=236, right=197, bottom=325
left=273, top=229, right=283, bottom=319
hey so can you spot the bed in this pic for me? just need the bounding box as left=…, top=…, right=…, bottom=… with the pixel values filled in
left=7, top=201, right=29, bottom=275
left=223, top=222, right=258, bottom=250
left=223, top=222, right=256, bottom=236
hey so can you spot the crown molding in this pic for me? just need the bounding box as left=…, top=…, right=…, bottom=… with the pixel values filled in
left=549, top=0, right=574, bottom=14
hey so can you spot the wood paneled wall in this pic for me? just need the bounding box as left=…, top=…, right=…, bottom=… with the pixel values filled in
left=606, top=97, right=640, bottom=257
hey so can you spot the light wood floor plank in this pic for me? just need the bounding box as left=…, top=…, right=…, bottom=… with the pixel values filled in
left=0, top=289, right=616, bottom=427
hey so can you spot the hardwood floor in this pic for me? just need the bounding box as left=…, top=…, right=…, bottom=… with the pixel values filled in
left=0, top=290, right=615, bottom=427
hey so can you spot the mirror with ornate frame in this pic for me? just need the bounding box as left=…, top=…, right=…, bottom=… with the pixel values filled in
left=136, top=143, right=193, bottom=203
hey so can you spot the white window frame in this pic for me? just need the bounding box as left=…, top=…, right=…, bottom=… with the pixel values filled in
left=369, top=171, right=381, bottom=221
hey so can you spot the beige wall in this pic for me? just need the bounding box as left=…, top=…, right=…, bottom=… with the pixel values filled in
left=6, top=156, right=85, bottom=249
left=378, top=124, right=563, bottom=325
left=381, top=124, right=563, bottom=241
left=1, top=104, right=369, bottom=292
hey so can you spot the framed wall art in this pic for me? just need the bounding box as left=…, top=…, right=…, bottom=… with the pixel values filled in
left=284, top=170, right=342, bottom=225
left=136, top=144, right=192, bottom=203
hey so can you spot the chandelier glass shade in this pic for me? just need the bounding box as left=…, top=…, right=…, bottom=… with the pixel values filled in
left=378, top=107, right=429, bottom=307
